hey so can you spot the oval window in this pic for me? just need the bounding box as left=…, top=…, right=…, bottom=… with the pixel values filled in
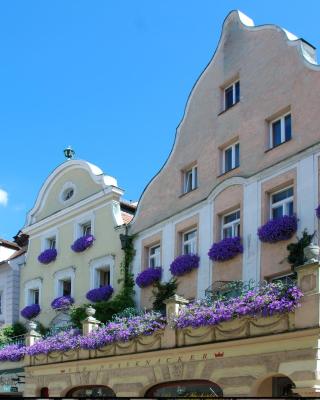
left=62, top=188, right=74, bottom=201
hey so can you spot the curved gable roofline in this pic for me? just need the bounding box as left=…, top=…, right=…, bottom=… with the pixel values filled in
left=130, top=10, right=319, bottom=230
left=25, top=160, right=118, bottom=226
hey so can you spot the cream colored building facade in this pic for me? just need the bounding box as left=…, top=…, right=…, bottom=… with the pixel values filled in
left=20, top=159, right=133, bottom=327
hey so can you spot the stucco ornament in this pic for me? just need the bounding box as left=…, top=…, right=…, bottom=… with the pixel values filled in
left=303, top=243, right=320, bottom=263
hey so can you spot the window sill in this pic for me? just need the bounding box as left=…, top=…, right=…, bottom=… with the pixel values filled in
left=179, top=187, right=198, bottom=198
left=217, top=166, right=240, bottom=178
left=218, top=101, right=240, bottom=116
left=265, top=138, right=291, bottom=153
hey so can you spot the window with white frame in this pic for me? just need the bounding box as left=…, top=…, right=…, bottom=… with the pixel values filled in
left=224, top=80, right=240, bottom=110
left=271, top=187, right=294, bottom=219
left=28, top=288, right=40, bottom=305
left=222, top=210, right=240, bottom=239
left=149, top=245, right=161, bottom=267
left=269, top=113, right=291, bottom=148
left=183, top=166, right=197, bottom=194
left=269, top=273, right=296, bottom=285
left=182, top=230, right=197, bottom=255
left=46, top=236, right=56, bottom=249
left=81, top=221, right=92, bottom=236
left=58, top=278, right=72, bottom=297
left=94, top=267, right=110, bottom=288
left=223, top=142, right=239, bottom=173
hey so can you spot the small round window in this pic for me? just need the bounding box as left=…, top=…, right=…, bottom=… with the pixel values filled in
left=62, top=188, right=74, bottom=201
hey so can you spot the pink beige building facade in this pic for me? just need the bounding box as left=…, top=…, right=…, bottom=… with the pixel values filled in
left=131, top=10, right=320, bottom=308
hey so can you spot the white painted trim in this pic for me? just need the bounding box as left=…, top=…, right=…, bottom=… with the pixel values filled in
left=59, top=181, right=77, bottom=205
left=25, top=159, right=121, bottom=226
left=24, top=278, right=42, bottom=307
left=73, top=211, right=95, bottom=241
left=89, top=255, right=115, bottom=289
left=40, top=228, right=59, bottom=252
left=54, top=267, right=76, bottom=298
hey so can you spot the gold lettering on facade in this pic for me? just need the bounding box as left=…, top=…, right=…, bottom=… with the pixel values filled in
left=202, top=353, right=207, bottom=359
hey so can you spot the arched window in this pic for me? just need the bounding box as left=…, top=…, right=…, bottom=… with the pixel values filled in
left=66, top=385, right=116, bottom=398
left=145, top=380, right=223, bottom=397
left=40, top=387, right=49, bottom=398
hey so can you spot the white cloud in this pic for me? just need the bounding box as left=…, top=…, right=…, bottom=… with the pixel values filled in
left=0, top=189, right=8, bottom=207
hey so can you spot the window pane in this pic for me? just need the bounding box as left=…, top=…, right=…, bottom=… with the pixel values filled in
left=272, top=120, right=282, bottom=146
left=82, top=223, right=91, bottom=236
left=34, top=289, right=39, bottom=305
left=225, top=86, right=233, bottom=109
left=99, top=270, right=110, bottom=287
left=184, top=170, right=192, bottom=193
left=285, top=114, right=291, bottom=141
left=223, top=227, right=233, bottom=239
left=193, top=167, right=198, bottom=189
left=49, top=238, right=56, bottom=249
left=235, top=143, right=240, bottom=168
left=184, top=243, right=191, bottom=255
left=272, top=206, right=283, bottom=219
left=287, top=201, right=294, bottom=216
left=235, top=81, right=240, bottom=103
left=62, top=280, right=71, bottom=296
left=224, top=148, right=233, bottom=172
left=224, top=211, right=239, bottom=224
left=272, top=188, right=293, bottom=204
left=234, top=222, right=240, bottom=237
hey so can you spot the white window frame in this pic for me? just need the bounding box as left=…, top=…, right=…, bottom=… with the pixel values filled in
left=223, top=142, right=239, bottom=173
left=24, top=278, right=42, bottom=307
left=41, top=228, right=59, bottom=252
left=54, top=267, right=75, bottom=298
left=221, top=209, right=240, bottom=239
left=59, top=181, right=76, bottom=204
left=269, top=112, right=291, bottom=148
left=183, top=165, right=197, bottom=194
left=149, top=245, right=161, bottom=267
left=270, top=186, right=294, bottom=219
left=224, top=80, right=240, bottom=110
left=74, top=212, right=95, bottom=240
left=182, top=229, right=197, bottom=255
left=90, top=255, right=114, bottom=290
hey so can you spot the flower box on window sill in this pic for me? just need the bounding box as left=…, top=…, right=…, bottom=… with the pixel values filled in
left=86, top=285, right=114, bottom=302
left=170, top=254, right=200, bottom=277
left=71, top=234, right=95, bottom=253
left=135, top=267, right=162, bottom=288
left=208, top=236, right=243, bottom=262
left=38, top=248, right=57, bottom=264
left=51, top=296, right=74, bottom=311
left=258, top=215, right=297, bottom=243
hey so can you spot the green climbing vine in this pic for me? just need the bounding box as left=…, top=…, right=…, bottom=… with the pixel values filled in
left=70, top=233, right=136, bottom=329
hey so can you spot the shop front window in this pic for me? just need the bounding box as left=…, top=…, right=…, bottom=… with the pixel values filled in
left=66, top=385, right=116, bottom=398
left=145, top=380, right=223, bottom=397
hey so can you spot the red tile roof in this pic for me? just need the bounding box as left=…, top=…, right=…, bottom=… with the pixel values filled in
left=121, top=211, right=134, bottom=224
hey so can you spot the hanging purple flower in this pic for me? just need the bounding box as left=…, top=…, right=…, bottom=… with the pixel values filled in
left=20, top=304, right=41, bottom=320
left=86, top=285, right=114, bottom=302
left=170, top=254, right=200, bottom=277
left=208, top=236, right=243, bottom=262
left=51, top=295, right=74, bottom=310
left=135, top=267, right=162, bottom=288
left=316, top=205, right=320, bottom=219
left=258, top=215, right=298, bottom=243
left=38, top=248, right=57, bottom=264
left=71, top=234, right=95, bottom=252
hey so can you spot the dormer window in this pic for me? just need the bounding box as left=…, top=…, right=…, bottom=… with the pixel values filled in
left=224, top=80, right=240, bottom=110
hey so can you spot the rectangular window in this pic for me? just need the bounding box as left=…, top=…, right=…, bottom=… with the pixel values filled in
left=222, top=210, right=240, bottom=239
left=149, top=245, right=161, bottom=267
left=46, top=237, right=56, bottom=249
left=224, top=80, right=240, bottom=110
left=182, top=230, right=197, bottom=255
left=270, top=113, right=291, bottom=148
left=223, top=142, right=239, bottom=173
left=81, top=222, right=91, bottom=236
left=183, top=166, right=197, bottom=194
left=29, top=288, right=39, bottom=305
left=98, top=269, right=110, bottom=287
left=59, top=279, right=71, bottom=297
left=271, top=187, right=294, bottom=219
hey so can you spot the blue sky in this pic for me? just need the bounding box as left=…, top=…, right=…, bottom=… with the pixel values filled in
left=1, top=1, right=319, bottom=240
